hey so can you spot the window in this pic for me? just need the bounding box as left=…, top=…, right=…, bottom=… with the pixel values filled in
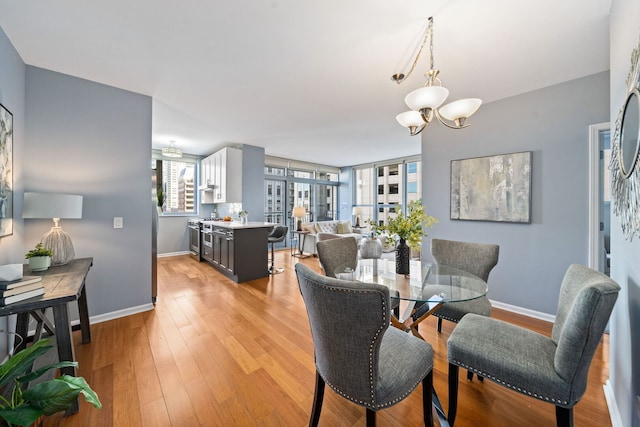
left=353, top=158, right=421, bottom=226
left=154, top=156, right=197, bottom=215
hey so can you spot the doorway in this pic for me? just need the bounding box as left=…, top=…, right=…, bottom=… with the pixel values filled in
left=588, top=123, right=611, bottom=275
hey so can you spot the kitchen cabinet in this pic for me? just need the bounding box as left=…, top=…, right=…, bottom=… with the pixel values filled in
left=200, top=147, right=242, bottom=204
left=200, top=221, right=273, bottom=282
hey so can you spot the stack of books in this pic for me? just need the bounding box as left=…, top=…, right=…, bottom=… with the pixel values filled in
left=0, top=276, right=45, bottom=306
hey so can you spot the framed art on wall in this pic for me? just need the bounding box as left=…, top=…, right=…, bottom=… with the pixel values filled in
left=0, top=102, right=13, bottom=237
left=450, top=151, right=532, bottom=223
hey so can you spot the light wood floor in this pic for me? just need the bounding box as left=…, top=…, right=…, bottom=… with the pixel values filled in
left=44, top=251, right=612, bottom=426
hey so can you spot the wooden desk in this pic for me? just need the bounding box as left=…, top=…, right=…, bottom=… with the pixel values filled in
left=0, top=257, right=93, bottom=415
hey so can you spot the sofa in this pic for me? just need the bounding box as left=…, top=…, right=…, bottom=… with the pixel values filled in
left=299, top=220, right=363, bottom=255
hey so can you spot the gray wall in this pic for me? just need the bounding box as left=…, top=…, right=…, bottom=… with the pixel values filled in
left=0, top=26, right=25, bottom=265
left=24, top=66, right=153, bottom=316
left=610, top=1, right=640, bottom=425
left=0, top=26, right=26, bottom=358
left=422, top=71, right=609, bottom=316
left=241, top=144, right=266, bottom=222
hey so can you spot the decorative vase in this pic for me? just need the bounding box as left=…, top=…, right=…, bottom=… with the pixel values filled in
left=29, top=256, right=51, bottom=272
left=360, top=236, right=383, bottom=259
left=395, top=238, right=410, bottom=275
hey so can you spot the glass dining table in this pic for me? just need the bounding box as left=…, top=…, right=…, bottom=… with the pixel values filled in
left=335, top=258, right=488, bottom=340
left=335, top=258, right=488, bottom=427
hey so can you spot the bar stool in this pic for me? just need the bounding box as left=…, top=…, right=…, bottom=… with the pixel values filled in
left=268, top=225, right=288, bottom=274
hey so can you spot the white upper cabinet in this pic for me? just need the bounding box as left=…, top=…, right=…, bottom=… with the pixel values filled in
left=200, top=147, right=242, bottom=204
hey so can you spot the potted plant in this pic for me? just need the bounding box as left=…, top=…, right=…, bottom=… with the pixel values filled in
left=367, top=200, right=437, bottom=274
left=24, top=244, right=53, bottom=272
left=239, top=210, right=248, bottom=224
left=0, top=338, right=101, bottom=426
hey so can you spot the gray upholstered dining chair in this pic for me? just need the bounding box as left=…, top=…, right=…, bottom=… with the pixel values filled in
left=294, top=263, right=434, bottom=427
left=447, top=264, right=620, bottom=427
left=316, top=236, right=358, bottom=278
left=412, top=238, right=498, bottom=381
left=317, top=236, right=400, bottom=318
left=427, top=238, right=499, bottom=333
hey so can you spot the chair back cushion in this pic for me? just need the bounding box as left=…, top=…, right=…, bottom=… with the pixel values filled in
left=552, top=264, right=620, bottom=390
left=268, top=225, right=288, bottom=242
left=316, top=236, right=358, bottom=278
left=294, top=263, right=390, bottom=404
left=430, top=238, right=499, bottom=281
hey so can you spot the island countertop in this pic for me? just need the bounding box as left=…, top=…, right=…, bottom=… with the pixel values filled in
left=200, top=220, right=278, bottom=230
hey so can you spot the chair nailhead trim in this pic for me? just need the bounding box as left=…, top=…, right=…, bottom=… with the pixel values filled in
left=450, top=360, right=574, bottom=406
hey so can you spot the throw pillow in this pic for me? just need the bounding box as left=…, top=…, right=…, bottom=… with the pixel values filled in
left=337, top=221, right=353, bottom=234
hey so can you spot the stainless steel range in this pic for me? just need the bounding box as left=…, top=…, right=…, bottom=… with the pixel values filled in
left=187, top=218, right=202, bottom=261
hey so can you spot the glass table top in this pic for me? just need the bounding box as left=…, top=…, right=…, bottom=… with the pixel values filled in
left=335, top=258, right=488, bottom=304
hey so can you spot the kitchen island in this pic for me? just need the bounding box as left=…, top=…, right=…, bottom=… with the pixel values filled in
left=200, top=221, right=277, bottom=282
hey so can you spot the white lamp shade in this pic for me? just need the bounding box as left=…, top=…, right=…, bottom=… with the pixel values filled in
left=438, top=98, right=482, bottom=121
left=23, top=192, right=83, bottom=219
left=292, top=207, right=306, bottom=218
left=405, top=86, right=449, bottom=111
left=396, top=111, right=425, bottom=128
left=352, top=207, right=362, bottom=215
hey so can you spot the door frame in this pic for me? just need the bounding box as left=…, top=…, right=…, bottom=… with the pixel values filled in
left=588, top=122, right=610, bottom=271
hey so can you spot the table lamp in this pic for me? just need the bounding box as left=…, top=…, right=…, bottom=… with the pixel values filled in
left=23, top=192, right=83, bottom=265
left=352, top=207, right=362, bottom=227
left=292, top=207, right=306, bottom=231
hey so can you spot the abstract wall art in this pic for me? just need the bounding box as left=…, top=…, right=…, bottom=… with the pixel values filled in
left=450, top=151, right=532, bottom=223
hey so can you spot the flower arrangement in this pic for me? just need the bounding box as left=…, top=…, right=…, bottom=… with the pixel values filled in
left=239, top=210, right=248, bottom=218
left=367, top=200, right=437, bottom=250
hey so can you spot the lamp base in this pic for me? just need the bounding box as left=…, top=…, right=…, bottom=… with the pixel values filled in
left=41, top=226, right=75, bottom=265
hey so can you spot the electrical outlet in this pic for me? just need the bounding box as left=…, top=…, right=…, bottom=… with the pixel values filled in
left=113, top=217, right=123, bottom=229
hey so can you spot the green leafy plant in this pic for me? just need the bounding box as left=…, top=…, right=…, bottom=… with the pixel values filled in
left=24, top=244, right=53, bottom=260
left=239, top=210, right=248, bottom=218
left=367, top=200, right=437, bottom=250
left=0, top=338, right=101, bottom=426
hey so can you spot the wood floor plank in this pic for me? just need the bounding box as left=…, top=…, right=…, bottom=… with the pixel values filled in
left=43, top=251, right=612, bottom=426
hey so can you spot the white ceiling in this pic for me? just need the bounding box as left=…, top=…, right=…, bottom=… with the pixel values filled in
left=0, top=0, right=611, bottom=167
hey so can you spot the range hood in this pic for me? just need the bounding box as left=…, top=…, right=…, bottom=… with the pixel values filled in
left=198, top=183, right=217, bottom=191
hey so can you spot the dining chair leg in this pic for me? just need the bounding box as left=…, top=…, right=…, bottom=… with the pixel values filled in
left=555, top=406, right=573, bottom=427
left=310, top=371, right=325, bottom=427
left=366, top=408, right=376, bottom=427
left=448, top=363, right=459, bottom=427
left=437, top=317, right=443, bottom=333
left=423, top=371, right=434, bottom=427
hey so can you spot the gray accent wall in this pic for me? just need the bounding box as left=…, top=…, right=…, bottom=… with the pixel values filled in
left=24, top=66, right=153, bottom=316
left=241, top=144, right=266, bottom=223
left=0, top=26, right=26, bottom=359
left=0, top=26, right=25, bottom=265
left=422, top=71, right=609, bottom=316
left=610, top=1, right=640, bottom=425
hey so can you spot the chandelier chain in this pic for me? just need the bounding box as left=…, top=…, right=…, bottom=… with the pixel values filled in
left=396, top=17, right=433, bottom=84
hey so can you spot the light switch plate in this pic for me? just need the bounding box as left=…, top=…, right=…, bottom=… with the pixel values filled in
left=114, top=217, right=123, bottom=229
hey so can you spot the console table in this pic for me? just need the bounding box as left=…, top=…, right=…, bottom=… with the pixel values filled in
left=0, top=257, right=93, bottom=415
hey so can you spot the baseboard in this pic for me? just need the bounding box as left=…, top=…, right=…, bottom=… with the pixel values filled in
left=604, top=380, right=624, bottom=427
left=490, top=299, right=556, bottom=323
left=70, top=303, right=155, bottom=327
left=158, top=251, right=189, bottom=258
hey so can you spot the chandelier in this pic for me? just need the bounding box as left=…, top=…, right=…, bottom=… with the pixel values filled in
left=394, top=17, right=482, bottom=136
left=162, top=141, right=183, bottom=158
